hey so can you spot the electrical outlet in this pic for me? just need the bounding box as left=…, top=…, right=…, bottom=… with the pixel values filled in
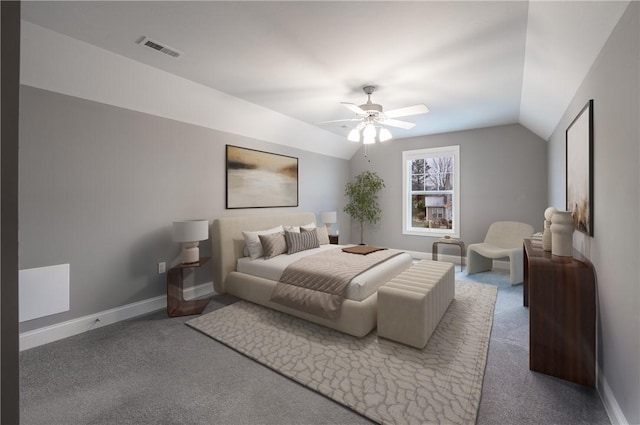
left=158, top=262, right=166, bottom=274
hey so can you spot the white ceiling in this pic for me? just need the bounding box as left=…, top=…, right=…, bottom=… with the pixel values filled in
left=21, top=1, right=630, bottom=153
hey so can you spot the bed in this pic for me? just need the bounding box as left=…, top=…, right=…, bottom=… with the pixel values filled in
left=211, top=212, right=412, bottom=337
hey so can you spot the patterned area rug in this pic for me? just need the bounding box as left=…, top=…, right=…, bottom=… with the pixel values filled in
left=187, top=280, right=497, bottom=425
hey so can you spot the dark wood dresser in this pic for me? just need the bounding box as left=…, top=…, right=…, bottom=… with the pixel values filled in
left=523, top=239, right=596, bottom=387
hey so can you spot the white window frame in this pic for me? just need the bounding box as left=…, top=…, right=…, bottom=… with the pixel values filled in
left=402, top=145, right=460, bottom=238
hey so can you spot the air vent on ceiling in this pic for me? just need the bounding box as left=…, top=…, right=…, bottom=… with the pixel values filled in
left=136, top=36, right=182, bottom=58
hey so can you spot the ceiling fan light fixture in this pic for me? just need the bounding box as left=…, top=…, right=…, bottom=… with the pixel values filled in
left=363, top=123, right=376, bottom=139
left=324, top=85, right=429, bottom=146
left=347, top=128, right=361, bottom=142
left=379, top=128, right=393, bottom=142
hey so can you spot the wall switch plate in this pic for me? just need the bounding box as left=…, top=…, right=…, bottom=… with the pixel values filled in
left=158, top=262, right=166, bottom=274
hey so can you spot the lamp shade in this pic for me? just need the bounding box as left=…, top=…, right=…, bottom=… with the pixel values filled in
left=172, top=220, right=209, bottom=242
left=320, top=211, right=337, bottom=224
left=379, top=128, right=393, bottom=142
left=347, top=128, right=361, bottom=142
left=363, top=123, right=376, bottom=139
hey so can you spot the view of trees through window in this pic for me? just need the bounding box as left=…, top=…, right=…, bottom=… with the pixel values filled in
left=410, top=156, right=454, bottom=230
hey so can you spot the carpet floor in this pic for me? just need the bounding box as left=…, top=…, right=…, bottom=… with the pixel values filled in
left=20, top=268, right=611, bottom=425
left=187, top=281, right=497, bottom=425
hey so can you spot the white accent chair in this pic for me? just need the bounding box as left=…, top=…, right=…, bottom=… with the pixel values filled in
left=467, top=221, right=534, bottom=285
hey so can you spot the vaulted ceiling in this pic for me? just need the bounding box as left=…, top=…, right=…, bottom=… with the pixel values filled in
left=21, top=1, right=630, bottom=157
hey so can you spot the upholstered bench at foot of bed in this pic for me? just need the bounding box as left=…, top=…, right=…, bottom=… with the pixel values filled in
left=377, top=260, right=455, bottom=349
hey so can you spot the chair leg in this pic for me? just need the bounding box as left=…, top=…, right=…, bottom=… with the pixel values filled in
left=508, top=251, right=524, bottom=285
left=467, top=249, right=493, bottom=274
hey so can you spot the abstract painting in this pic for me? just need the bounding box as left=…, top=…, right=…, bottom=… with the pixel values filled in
left=226, top=145, right=298, bottom=209
left=566, top=99, right=594, bottom=236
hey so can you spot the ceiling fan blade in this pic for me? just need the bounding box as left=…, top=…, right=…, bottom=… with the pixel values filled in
left=381, top=118, right=416, bottom=130
left=314, top=118, right=361, bottom=125
left=384, top=104, right=429, bottom=119
left=341, top=102, right=366, bottom=115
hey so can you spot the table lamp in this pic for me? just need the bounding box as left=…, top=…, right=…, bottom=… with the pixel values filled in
left=172, top=219, right=209, bottom=264
left=320, top=211, right=337, bottom=234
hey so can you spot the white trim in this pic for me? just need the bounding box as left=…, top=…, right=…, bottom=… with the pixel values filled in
left=598, top=366, right=629, bottom=425
left=19, top=281, right=215, bottom=351
left=20, top=296, right=165, bottom=351
left=407, top=250, right=461, bottom=265
left=404, top=249, right=508, bottom=271
left=402, top=146, right=460, bottom=238
left=183, top=281, right=216, bottom=300
left=490, top=259, right=510, bottom=271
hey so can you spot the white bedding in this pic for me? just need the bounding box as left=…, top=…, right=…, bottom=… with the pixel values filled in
left=237, top=245, right=413, bottom=301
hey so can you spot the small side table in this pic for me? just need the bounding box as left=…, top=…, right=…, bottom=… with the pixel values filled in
left=167, top=257, right=211, bottom=317
left=329, top=235, right=339, bottom=245
left=432, top=238, right=465, bottom=270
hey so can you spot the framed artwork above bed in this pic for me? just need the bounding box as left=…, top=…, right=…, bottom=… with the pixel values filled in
left=226, top=145, right=299, bottom=209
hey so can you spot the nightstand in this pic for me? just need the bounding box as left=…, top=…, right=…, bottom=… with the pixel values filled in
left=329, top=234, right=339, bottom=244
left=167, top=257, right=211, bottom=317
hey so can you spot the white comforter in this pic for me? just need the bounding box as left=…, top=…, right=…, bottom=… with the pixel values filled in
left=237, top=245, right=413, bottom=301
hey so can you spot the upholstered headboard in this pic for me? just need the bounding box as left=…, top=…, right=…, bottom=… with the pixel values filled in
left=211, top=212, right=317, bottom=293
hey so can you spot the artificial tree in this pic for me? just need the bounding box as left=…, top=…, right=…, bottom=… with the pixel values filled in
left=343, top=171, right=385, bottom=244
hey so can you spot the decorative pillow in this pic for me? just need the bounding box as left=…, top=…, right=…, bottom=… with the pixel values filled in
left=242, top=225, right=284, bottom=259
left=283, top=222, right=315, bottom=233
left=258, top=232, right=287, bottom=259
left=303, top=225, right=329, bottom=245
left=301, top=222, right=316, bottom=231
left=284, top=229, right=320, bottom=254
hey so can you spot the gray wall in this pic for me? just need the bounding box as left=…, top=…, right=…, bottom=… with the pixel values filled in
left=347, top=124, right=547, bottom=255
left=547, top=2, right=639, bottom=423
left=19, top=86, right=351, bottom=333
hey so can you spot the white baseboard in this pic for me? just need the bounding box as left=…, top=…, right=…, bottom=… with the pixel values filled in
left=407, top=250, right=461, bottom=264
left=491, top=260, right=510, bottom=271
left=404, top=250, right=509, bottom=271
left=184, top=281, right=216, bottom=300
left=598, top=366, right=629, bottom=425
left=20, top=281, right=215, bottom=351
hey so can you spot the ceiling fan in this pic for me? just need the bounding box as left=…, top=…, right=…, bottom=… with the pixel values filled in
left=318, top=86, right=429, bottom=144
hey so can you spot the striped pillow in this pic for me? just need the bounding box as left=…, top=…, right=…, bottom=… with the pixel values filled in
left=242, top=225, right=284, bottom=259
left=258, top=232, right=287, bottom=259
left=302, top=225, right=330, bottom=245
left=285, top=229, right=320, bottom=254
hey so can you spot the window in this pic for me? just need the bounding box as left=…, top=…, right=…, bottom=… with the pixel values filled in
left=402, top=146, right=460, bottom=237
